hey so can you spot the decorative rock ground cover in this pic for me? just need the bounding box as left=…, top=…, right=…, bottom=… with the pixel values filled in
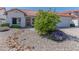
left=0, top=28, right=79, bottom=51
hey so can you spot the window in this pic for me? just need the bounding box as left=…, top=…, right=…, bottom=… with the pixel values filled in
left=18, top=18, right=21, bottom=24
left=12, top=18, right=17, bottom=24
left=12, top=17, right=21, bottom=24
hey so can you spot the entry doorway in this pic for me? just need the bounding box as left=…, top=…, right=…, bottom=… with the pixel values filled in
left=26, top=17, right=31, bottom=26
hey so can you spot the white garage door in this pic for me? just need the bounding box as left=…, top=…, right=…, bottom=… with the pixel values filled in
left=57, top=17, right=72, bottom=28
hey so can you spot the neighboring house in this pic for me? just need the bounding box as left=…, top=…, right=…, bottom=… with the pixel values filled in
left=0, top=8, right=6, bottom=25
left=0, top=8, right=79, bottom=28
left=57, top=11, right=79, bottom=27
left=56, top=13, right=77, bottom=27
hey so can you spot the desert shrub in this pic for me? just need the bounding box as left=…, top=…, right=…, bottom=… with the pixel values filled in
left=10, top=24, right=21, bottom=28
left=34, top=10, right=60, bottom=35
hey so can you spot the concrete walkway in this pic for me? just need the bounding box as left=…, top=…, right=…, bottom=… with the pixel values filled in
left=60, top=28, right=79, bottom=40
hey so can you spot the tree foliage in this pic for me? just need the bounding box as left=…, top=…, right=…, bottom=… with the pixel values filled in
left=34, top=10, right=60, bottom=35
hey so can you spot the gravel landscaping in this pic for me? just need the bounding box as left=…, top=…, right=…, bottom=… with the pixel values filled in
left=0, top=28, right=79, bottom=51
left=0, top=29, right=17, bottom=50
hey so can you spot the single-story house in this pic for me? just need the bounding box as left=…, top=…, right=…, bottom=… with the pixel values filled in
left=0, top=8, right=79, bottom=28
left=6, top=9, right=36, bottom=27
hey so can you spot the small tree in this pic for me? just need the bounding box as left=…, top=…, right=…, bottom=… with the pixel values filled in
left=34, top=10, right=60, bottom=35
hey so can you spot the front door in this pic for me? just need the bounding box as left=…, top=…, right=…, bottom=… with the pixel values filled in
left=12, top=18, right=17, bottom=24
left=26, top=17, right=31, bottom=26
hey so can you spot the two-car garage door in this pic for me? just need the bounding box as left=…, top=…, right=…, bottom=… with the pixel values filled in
left=57, top=17, right=72, bottom=28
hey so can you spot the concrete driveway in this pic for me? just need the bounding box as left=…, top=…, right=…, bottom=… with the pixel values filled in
left=60, top=28, right=79, bottom=40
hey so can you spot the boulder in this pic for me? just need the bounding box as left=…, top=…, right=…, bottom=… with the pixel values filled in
left=50, top=30, right=69, bottom=41
left=0, top=27, right=9, bottom=32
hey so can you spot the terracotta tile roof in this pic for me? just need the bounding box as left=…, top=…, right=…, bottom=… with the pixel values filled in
left=6, top=9, right=37, bottom=16
left=62, top=10, right=79, bottom=13
left=74, top=10, right=79, bottom=12
left=56, top=13, right=76, bottom=17
left=21, top=10, right=37, bottom=16
left=7, top=8, right=79, bottom=18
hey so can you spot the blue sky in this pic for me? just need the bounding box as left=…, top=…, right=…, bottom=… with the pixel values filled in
left=5, top=7, right=79, bottom=12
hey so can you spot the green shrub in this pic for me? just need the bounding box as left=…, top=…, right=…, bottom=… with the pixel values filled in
left=0, top=23, right=9, bottom=27
left=70, top=24, right=75, bottom=27
left=10, top=24, right=21, bottom=28
left=34, top=10, right=60, bottom=35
